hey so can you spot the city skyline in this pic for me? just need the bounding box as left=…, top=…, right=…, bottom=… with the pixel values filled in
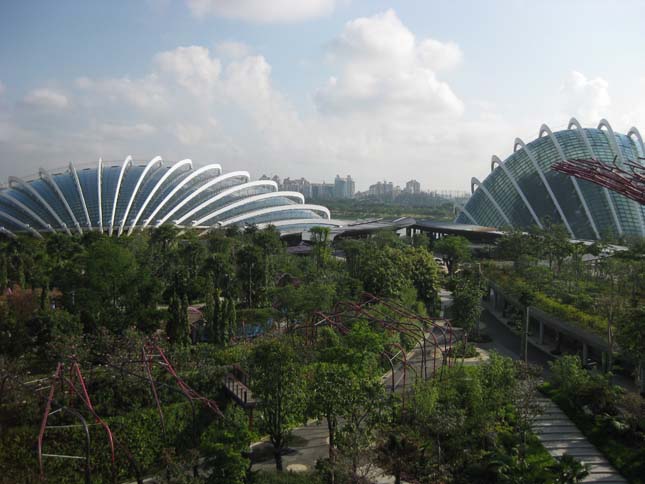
left=3, top=1, right=645, bottom=191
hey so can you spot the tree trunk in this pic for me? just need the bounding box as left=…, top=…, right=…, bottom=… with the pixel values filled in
left=274, top=448, right=283, bottom=471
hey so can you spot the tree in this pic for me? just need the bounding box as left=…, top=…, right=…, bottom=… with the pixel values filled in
left=616, top=306, right=645, bottom=394
left=434, top=236, right=471, bottom=275
left=249, top=339, right=305, bottom=471
left=451, top=277, right=483, bottom=339
left=547, top=453, right=590, bottom=484
left=237, top=245, right=266, bottom=308
left=167, top=290, right=189, bottom=345
left=310, top=226, right=332, bottom=269
left=200, top=406, right=253, bottom=484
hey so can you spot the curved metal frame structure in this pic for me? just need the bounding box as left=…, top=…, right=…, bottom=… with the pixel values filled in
left=598, top=119, right=645, bottom=236
left=514, top=138, right=574, bottom=237
left=109, top=156, right=133, bottom=236
left=39, top=168, right=83, bottom=235
left=218, top=203, right=330, bottom=227
left=127, top=158, right=192, bottom=235
left=470, top=177, right=511, bottom=225
left=155, top=170, right=250, bottom=227
left=627, top=126, right=645, bottom=157
left=8, top=176, right=71, bottom=235
left=0, top=191, right=54, bottom=233
left=118, top=156, right=163, bottom=236
left=141, top=163, right=222, bottom=229
left=175, top=179, right=276, bottom=226
left=0, top=209, right=43, bottom=238
left=491, top=155, right=543, bottom=229
left=193, top=190, right=305, bottom=226
left=568, top=117, right=623, bottom=236
left=538, top=124, right=600, bottom=239
left=69, top=162, right=92, bottom=229
left=460, top=207, right=478, bottom=225
left=0, top=226, right=16, bottom=238
left=97, top=158, right=103, bottom=232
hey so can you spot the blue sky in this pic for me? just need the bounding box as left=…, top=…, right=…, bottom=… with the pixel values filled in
left=2, top=0, right=645, bottom=190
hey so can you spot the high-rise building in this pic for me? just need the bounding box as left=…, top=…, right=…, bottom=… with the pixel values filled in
left=334, top=175, right=355, bottom=199
left=282, top=177, right=312, bottom=198
left=405, top=179, right=421, bottom=194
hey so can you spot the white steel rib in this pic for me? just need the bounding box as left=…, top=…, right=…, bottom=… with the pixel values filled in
left=155, top=171, right=250, bottom=227
left=217, top=203, right=330, bottom=227
left=118, top=156, right=163, bottom=236
left=513, top=138, right=574, bottom=237
left=0, top=227, right=16, bottom=238
left=598, top=119, right=645, bottom=237
left=470, top=177, right=511, bottom=226
left=255, top=218, right=342, bottom=229
left=69, top=162, right=92, bottom=228
left=0, top=210, right=43, bottom=238
left=191, top=190, right=304, bottom=227
left=109, top=156, right=133, bottom=236
left=127, top=159, right=192, bottom=235
left=460, top=208, right=479, bottom=225
left=491, top=155, right=543, bottom=229
left=567, top=118, right=622, bottom=236
left=39, top=167, right=83, bottom=234
left=539, top=124, right=600, bottom=239
left=175, top=180, right=277, bottom=226
left=97, top=158, right=103, bottom=232
left=0, top=191, right=54, bottom=232
left=8, top=176, right=71, bottom=235
left=142, top=163, right=222, bottom=229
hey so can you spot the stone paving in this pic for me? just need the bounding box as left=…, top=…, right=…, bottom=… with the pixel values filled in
left=534, top=396, right=628, bottom=483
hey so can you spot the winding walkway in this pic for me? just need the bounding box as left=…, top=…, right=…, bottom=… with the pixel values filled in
left=534, top=396, right=627, bottom=483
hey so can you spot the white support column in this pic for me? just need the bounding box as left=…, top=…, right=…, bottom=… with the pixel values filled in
left=0, top=192, right=54, bottom=233
left=0, top=210, right=43, bottom=238
left=109, top=156, right=133, bottom=236
left=97, top=158, right=103, bottom=232
left=118, top=156, right=163, bottom=236
left=539, top=124, right=600, bottom=239
left=470, top=177, right=511, bottom=226
left=514, top=138, right=575, bottom=237
left=69, top=162, right=92, bottom=229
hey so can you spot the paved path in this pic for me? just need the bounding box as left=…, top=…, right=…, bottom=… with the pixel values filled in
left=534, top=396, right=627, bottom=483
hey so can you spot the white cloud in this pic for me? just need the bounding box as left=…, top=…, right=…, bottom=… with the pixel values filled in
left=215, top=41, right=251, bottom=59
left=0, top=81, right=5, bottom=96
left=24, top=88, right=69, bottom=109
left=186, top=0, right=336, bottom=22
left=76, top=75, right=167, bottom=110
left=315, top=10, right=464, bottom=118
left=98, top=122, right=157, bottom=139
left=561, top=70, right=610, bottom=123
left=154, top=46, right=221, bottom=96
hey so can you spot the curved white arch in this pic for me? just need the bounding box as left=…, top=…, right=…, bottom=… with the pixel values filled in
left=97, top=158, right=103, bottom=232
left=255, top=218, right=342, bottom=230
left=491, top=156, right=502, bottom=172
left=540, top=123, right=600, bottom=239
left=627, top=127, right=645, bottom=159
left=513, top=137, right=574, bottom=237
left=491, top=155, right=543, bottom=229
left=39, top=167, right=82, bottom=234
left=156, top=171, right=250, bottom=227
left=217, top=203, right=331, bottom=227
left=69, top=162, right=92, bottom=228
left=175, top=180, right=277, bottom=226
left=191, top=190, right=304, bottom=227
left=118, top=156, right=163, bottom=236
left=0, top=191, right=54, bottom=232
left=470, top=177, right=511, bottom=225
left=141, top=163, right=222, bottom=229
left=0, top=226, right=17, bottom=239
left=0, top=210, right=43, bottom=239
left=568, top=118, right=622, bottom=235
left=127, top=158, right=192, bottom=235
left=459, top=208, right=479, bottom=225
left=8, top=176, right=71, bottom=235
left=598, top=119, right=645, bottom=237
left=108, top=156, right=133, bottom=236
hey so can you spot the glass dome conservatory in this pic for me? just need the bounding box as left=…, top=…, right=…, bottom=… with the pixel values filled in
left=456, top=118, right=645, bottom=240
left=0, top=157, right=338, bottom=238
